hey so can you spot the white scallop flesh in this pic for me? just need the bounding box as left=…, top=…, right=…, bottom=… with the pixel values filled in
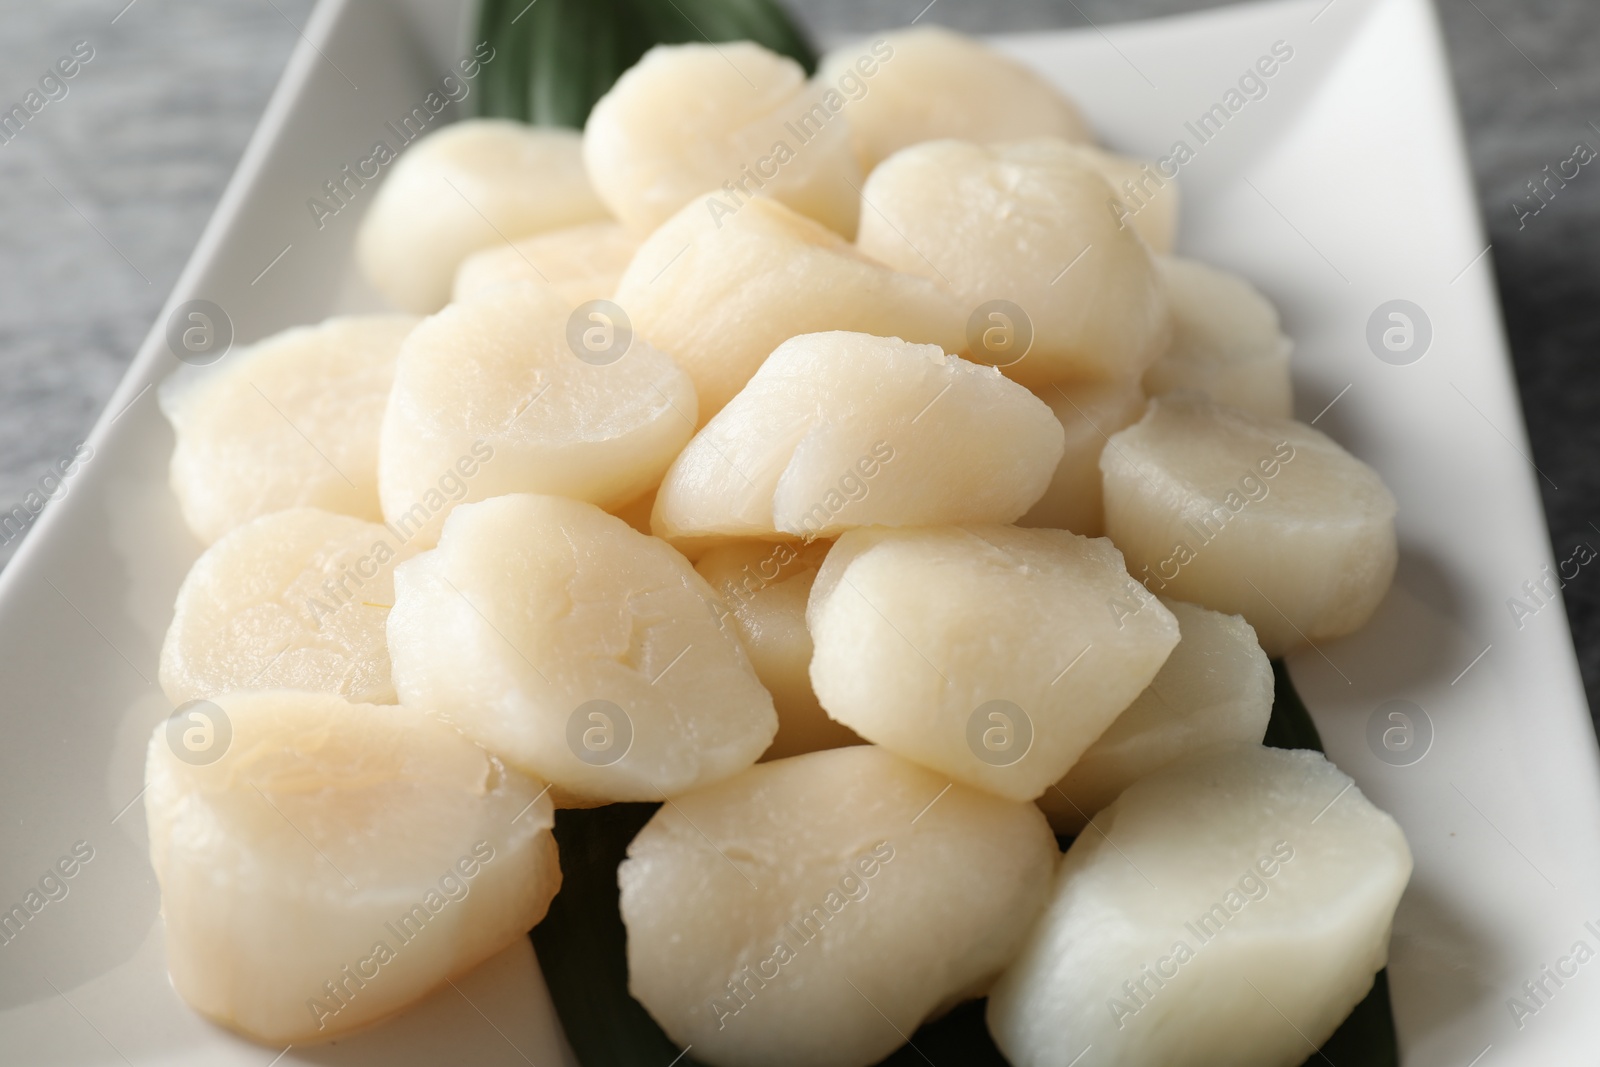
left=144, top=690, right=560, bottom=1044
left=583, top=42, right=861, bottom=237
left=1100, top=393, right=1398, bottom=656
left=620, top=745, right=1059, bottom=1067
left=1144, top=257, right=1294, bottom=419
left=856, top=138, right=1170, bottom=389
left=356, top=120, right=607, bottom=312
left=160, top=508, right=414, bottom=707
left=1037, top=599, right=1273, bottom=833
left=816, top=27, right=1091, bottom=174
left=452, top=220, right=639, bottom=305
left=1018, top=377, right=1147, bottom=537
left=161, top=315, right=416, bottom=545
left=377, top=281, right=696, bottom=547
left=807, top=525, right=1179, bottom=801
left=695, top=539, right=860, bottom=759
left=386, top=494, right=776, bottom=805
left=988, top=743, right=1412, bottom=1067
left=614, top=195, right=965, bottom=420
left=650, top=331, right=1064, bottom=553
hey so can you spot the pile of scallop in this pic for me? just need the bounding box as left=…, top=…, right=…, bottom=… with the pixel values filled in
left=147, top=26, right=1412, bottom=1067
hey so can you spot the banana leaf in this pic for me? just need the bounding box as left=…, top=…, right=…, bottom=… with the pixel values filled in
left=474, top=0, right=817, bottom=128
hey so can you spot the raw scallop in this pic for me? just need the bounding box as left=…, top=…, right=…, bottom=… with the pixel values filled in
left=620, top=745, right=1057, bottom=1067
left=386, top=494, right=776, bottom=805
left=988, top=743, right=1412, bottom=1067
left=144, top=690, right=560, bottom=1043
left=807, top=525, right=1179, bottom=800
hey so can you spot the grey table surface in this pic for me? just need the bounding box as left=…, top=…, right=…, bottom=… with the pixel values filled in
left=1, top=0, right=1595, bottom=715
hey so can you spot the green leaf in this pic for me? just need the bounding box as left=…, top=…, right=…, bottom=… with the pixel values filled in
left=532, top=664, right=1398, bottom=1065
left=527, top=803, right=708, bottom=1066
left=474, top=0, right=817, bottom=128
left=1264, top=657, right=1325, bottom=752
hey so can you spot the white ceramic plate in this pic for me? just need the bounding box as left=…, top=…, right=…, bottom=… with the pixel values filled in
left=1, top=0, right=1595, bottom=1063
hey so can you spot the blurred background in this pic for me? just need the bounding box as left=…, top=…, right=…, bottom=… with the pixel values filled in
left=0, top=0, right=1595, bottom=710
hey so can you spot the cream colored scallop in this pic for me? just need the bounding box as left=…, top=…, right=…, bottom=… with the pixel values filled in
left=857, top=138, right=1170, bottom=388
left=356, top=119, right=608, bottom=312
left=651, top=332, right=1063, bottom=554
left=817, top=27, right=1091, bottom=174
left=583, top=42, right=860, bottom=236
left=161, top=315, right=416, bottom=546
left=144, top=690, right=560, bottom=1044
left=695, top=540, right=860, bottom=760
left=452, top=220, right=639, bottom=305
left=1144, top=257, right=1294, bottom=419
left=807, top=525, right=1179, bottom=801
left=620, top=746, right=1058, bottom=1067
left=387, top=494, right=776, bottom=805
left=1037, top=600, right=1273, bottom=833
left=160, top=509, right=413, bottom=707
left=614, top=196, right=964, bottom=420
left=1019, top=377, right=1147, bottom=536
left=989, top=744, right=1412, bottom=1067
left=378, top=282, right=696, bottom=548
left=1100, top=394, right=1397, bottom=656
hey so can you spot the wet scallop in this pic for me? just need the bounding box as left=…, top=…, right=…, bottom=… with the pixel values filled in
left=1100, top=393, right=1398, bottom=656
left=387, top=494, right=776, bottom=805
left=583, top=42, right=860, bottom=236
left=857, top=138, right=1170, bottom=389
left=817, top=27, right=1090, bottom=173
left=144, top=690, right=560, bottom=1044
left=650, top=331, right=1063, bottom=554
left=162, top=315, right=416, bottom=545
left=620, top=745, right=1058, bottom=1067
left=377, top=281, right=696, bottom=547
left=807, top=524, right=1179, bottom=800
left=988, top=743, right=1412, bottom=1067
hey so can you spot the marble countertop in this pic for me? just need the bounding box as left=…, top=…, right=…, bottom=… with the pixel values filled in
left=1, top=0, right=1595, bottom=714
